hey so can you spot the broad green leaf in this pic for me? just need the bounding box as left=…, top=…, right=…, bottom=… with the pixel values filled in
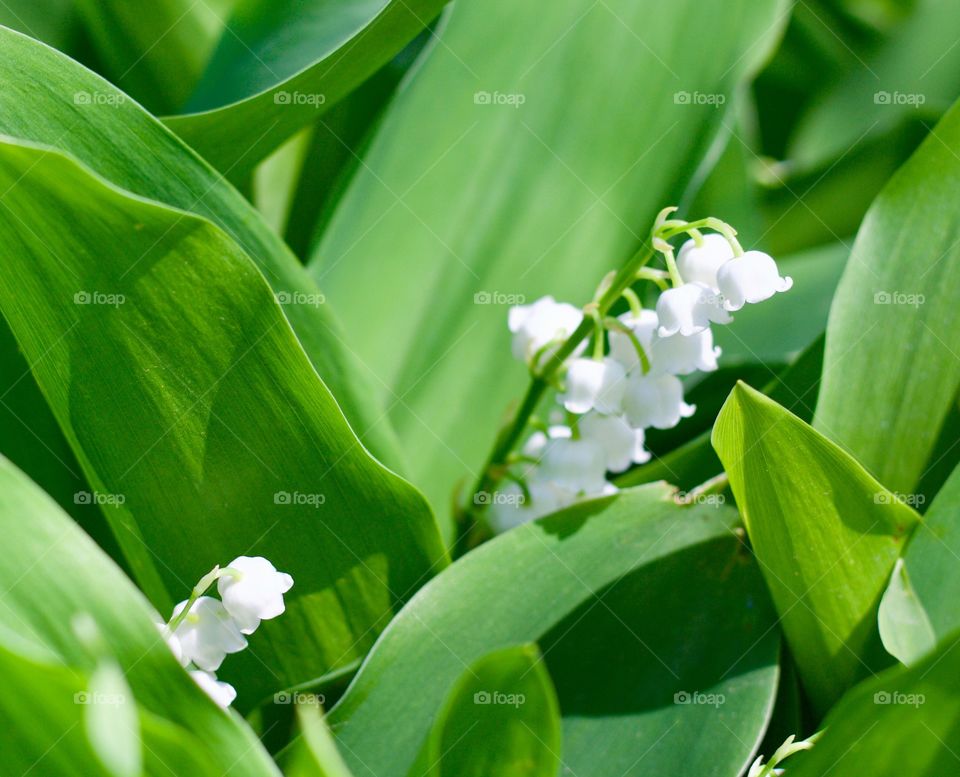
left=72, top=0, right=234, bottom=113
left=878, top=559, right=936, bottom=666
left=0, top=138, right=446, bottom=704
left=0, top=0, right=79, bottom=47
left=894, top=462, right=960, bottom=642
left=789, top=632, right=960, bottom=776
left=330, top=485, right=780, bottom=777
left=84, top=660, right=141, bottom=777
left=283, top=706, right=355, bottom=777
left=410, top=644, right=561, bottom=777
left=790, top=0, right=960, bottom=170
left=813, top=98, right=960, bottom=496
left=0, top=456, right=279, bottom=776
left=0, top=25, right=402, bottom=468
left=712, top=383, right=919, bottom=711
left=308, top=0, right=791, bottom=535
left=164, top=0, right=449, bottom=178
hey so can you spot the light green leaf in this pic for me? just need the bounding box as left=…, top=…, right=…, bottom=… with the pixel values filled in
left=0, top=456, right=279, bottom=776
left=712, top=382, right=920, bottom=711
left=330, top=485, right=779, bottom=777
left=0, top=25, right=402, bottom=468
left=878, top=559, right=937, bottom=666
left=0, top=138, right=446, bottom=704
left=813, top=98, right=960, bottom=496
left=282, top=706, right=355, bottom=777
left=894, top=462, right=960, bottom=642
left=411, top=644, right=561, bottom=777
left=164, top=0, right=449, bottom=178
left=308, top=0, right=791, bottom=535
left=788, top=631, right=960, bottom=776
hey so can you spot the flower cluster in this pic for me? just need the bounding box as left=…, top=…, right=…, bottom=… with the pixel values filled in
left=489, top=216, right=792, bottom=532
left=155, top=556, right=294, bottom=708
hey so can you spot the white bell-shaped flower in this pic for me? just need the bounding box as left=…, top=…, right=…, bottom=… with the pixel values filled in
left=171, top=596, right=247, bottom=672
left=622, top=373, right=696, bottom=430
left=650, top=329, right=721, bottom=375
left=716, top=250, right=793, bottom=311
left=676, top=233, right=734, bottom=289
left=189, top=669, right=237, bottom=709
left=154, top=620, right=188, bottom=667
left=217, top=556, right=295, bottom=635
left=560, top=357, right=626, bottom=415
left=655, top=282, right=731, bottom=337
left=487, top=478, right=577, bottom=534
left=608, top=310, right=658, bottom=373
left=508, top=296, right=583, bottom=364
left=538, top=437, right=609, bottom=495
left=579, top=413, right=651, bottom=472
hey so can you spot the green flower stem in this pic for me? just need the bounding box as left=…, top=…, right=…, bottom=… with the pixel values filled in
left=166, top=565, right=238, bottom=631
left=455, top=240, right=654, bottom=555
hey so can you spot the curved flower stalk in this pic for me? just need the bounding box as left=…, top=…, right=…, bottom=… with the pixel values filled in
left=157, top=555, right=294, bottom=707
left=458, top=208, right=792, bottom=549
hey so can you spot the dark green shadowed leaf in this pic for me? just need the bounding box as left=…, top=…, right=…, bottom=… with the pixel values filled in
left=712, top=382, right=919, bottom=712
left=0, top=139, right=446, bottom=705
left=0, top=456, right=279, bottom=776
left=308, top=0, right=791, bottom=536
left=0, top=25, right=403, bottom=468
left=813, top=98, right=960, bottom=496
left=164, top=0, right=449, bottom=178
left=329, top=485, right=779, bottom=777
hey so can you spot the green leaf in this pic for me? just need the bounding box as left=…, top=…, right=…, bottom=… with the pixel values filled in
left=72, top=0, right=234, bottom=113
left=84, top=660, right=142, bottom=777
left=282, top=706, right=355, bottom=777
left=893, top=463, right=960, bottom=642
left=813, top=100, right=960, bottom=496
left=329, top=485, right=780, bottom=777
left=164, top=0, right=448, bottom=178
left=788, top=631, right=960, bottom=776
left=0, top=456, right=279, bottom=776
left=712, top=382, right=920, bottom=711
left=878, top=559, right=937, bottom=666
left=0, top=25, right=403, bottom=468
left=0, top=138, right=446, bottom=704
left=411, top=644, right=561, bottom=777
left=307, top=0, right=791, bottom=535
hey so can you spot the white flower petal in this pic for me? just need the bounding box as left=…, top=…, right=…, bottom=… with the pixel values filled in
left=579, top=413, right=640, bottom=473
left=508, top=296, right=583, bottom=364
left=655, top=283, right=732, bottom=337
left=561, top=358, right=626, bottom=415
left=608, top=310, right=658, bottom=372
left=154, top=620, right=188, bottom=667
left=650, top=328, right=721, bottom=375
left=622, top=373, right=696, bottom=430
left=538, top=438, right=609, bottom=495
left=218, top=557, right=295, bottom=636
left=171, top=597, right=247, bottom=672
left=189, top=670, right=237, bottom=709
left=716, top=251, right=793, bottom=311
left=676, top=233, right=734, bottom=289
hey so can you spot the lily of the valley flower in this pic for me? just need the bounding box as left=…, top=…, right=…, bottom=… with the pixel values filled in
left=607, top=309, right=658, bottom=372
left=676, top=233, right=734, bottom=289
left=622, top=372, right=695, bottom=430
left=537, top=437, right=611, bottom=495
left=486, top=479, right=574, bottom=534
left=508, top=296, right=583, bottom=364
left=717, top=250, right=793, bottom=311
left=171, top=596, right=247, bottom=672
left=650, top=328, right=721, bottom=375
left=189, top=669, right=237, bottom=709
left=154, top=620, right=188, bottom=667
left=655, top=282, right=731, bottom=337
left=217, top=556, right=295, bottom=635
left=560, top=357, right=626, bottom=414
left=579, top=412, right=651, bottom=472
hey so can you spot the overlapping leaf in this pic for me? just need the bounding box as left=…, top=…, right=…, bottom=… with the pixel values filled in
left=329, top=485, right=779, bottom=777
left=713, top=383, right=919, bottom=711
left=0, top=138, right=446, bottom=705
